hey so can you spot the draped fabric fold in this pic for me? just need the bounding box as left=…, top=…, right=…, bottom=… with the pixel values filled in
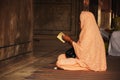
left=108, top=31, right=120, bottom=56
left=56, top=11, right=107, bottom=71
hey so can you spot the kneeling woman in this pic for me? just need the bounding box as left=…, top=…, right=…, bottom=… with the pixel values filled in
left=56, top=11, right=107, bottom=71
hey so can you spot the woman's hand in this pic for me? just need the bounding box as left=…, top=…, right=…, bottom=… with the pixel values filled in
left=62, top=34, right=73, bottom=45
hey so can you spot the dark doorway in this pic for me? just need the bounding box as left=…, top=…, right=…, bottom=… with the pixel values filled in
left=33, top=0, right=82, bottom=52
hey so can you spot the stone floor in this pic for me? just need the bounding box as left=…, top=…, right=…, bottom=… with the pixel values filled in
left=0, top=46, right=120, bottom=80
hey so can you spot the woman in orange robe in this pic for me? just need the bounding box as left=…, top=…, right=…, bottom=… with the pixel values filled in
left=56, top=11, right=107, bottom=71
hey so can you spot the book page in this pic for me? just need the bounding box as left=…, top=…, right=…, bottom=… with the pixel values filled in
left=57, top=32, right=65, bottom=43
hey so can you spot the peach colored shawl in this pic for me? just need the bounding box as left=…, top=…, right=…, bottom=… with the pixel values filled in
left=72, top=11, right=107, bottom=71
left=56, top=11, right=107, bottom=71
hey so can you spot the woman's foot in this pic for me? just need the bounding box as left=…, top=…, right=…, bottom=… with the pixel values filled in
left=54, top=67, right=63, bottom=70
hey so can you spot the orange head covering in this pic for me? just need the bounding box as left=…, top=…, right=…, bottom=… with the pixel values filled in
left=72, top=11, right=107, bottom=71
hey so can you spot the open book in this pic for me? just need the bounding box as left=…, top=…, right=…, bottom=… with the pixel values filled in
left=57, top=32, right=65, bottom=43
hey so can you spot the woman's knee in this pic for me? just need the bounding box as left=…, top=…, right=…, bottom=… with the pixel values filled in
left=57, top=54, right=66, bottom=60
